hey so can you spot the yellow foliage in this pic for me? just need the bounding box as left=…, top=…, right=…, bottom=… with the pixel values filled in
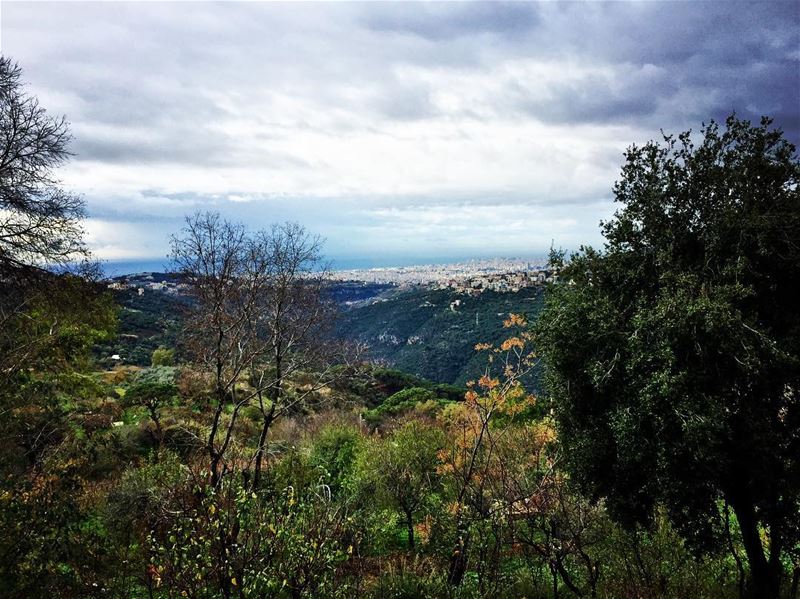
left=478, top=375, right=499, bottom=390
left=503, top=313, right=527, bottom=328
left=500, top=336, right=525, bottom=351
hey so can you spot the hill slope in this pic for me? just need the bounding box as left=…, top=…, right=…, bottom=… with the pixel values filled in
left=336, top=286, right=544, bottom=387
left=98, top=275, right=545, bottom=389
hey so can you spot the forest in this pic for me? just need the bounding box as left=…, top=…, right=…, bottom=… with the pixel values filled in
left=1, top=55, right=799, bottom=599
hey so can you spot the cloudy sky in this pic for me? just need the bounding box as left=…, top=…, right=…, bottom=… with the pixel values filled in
left=1, top=1, right=798, bottom=269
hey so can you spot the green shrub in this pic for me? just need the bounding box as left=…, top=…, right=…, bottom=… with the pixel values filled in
left=309, top=424, right=365, bottom=497
left=151, top=346, right=175, bottom=366
left=105, top=452, right=187, bottom=535
left=162, top=423, right=205, bottom=458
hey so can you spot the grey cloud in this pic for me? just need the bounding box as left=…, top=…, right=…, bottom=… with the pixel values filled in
left=11, top=2, right=796, bottom=142
left=73, top=128, right=228, bottom=166
left=363, top=2, right=800, bottom=137
left=74, top=129, right=315, bottom=170
left=510, top=68, right=671, bottom=125
left=374, top=83, right=436, bottom=121
left=2, top=1, right=798, bottom=262
left=363, top=2, right=540, bottom=41
left=534, top=2, right=800, bottom=139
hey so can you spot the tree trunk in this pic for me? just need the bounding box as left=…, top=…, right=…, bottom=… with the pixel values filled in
left=253, top=351, right=281, bottom=490
left=447, top=521, right=470, bottom=585
left=555, top=558, right=584, bottom=597
left=729, top=495, right=781, bottom=599
left=251, top=407, right=274, bottom=490
left=724, top=500, right=747, bottom=599
left=405, top=509, right=415, bottom=550
left=551, top=561, right=559, bottom=599
left=210, top=446, right=222, bottom=487
left=149, top=407, right=163, bottom=454
left=209, top=348, right=226, bottom=486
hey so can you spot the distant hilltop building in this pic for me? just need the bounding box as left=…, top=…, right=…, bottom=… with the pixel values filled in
left=106, top=273, right=187, bottom=297
left=443, top=268, right=556, bottom=295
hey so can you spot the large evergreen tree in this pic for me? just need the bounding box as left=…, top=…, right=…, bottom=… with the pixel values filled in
left=536, top=116, right=800, bottom=598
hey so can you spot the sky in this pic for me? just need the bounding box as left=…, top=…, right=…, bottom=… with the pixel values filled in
left=1, top=1, right=798, bottom=270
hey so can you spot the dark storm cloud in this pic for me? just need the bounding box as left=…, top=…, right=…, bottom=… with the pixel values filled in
left=7, top=1, right=796, bottom=158
left=514, top=2, right=800, bottom=140
left=359, top=2, right=799, bottom=140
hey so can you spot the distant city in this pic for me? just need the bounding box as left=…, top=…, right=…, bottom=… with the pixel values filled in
left=106, top=257, right=556, bottom=297
left=327, top=257, right=552, bottom=289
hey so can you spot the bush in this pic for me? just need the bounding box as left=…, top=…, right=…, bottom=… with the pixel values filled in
left=162, top=423, right=205, bottom=459
left=367, top=570, right=453, bottom=599
left=112, top=423, right=158, bottom=458
left=105, top=453, right=187, bottom=535
left=133, top=365, right=177, bottom=385
left=309, top=424, right=365, bottom=497
left=78, top=412, right=113, bottom=435
left=151, top=479, right=353, bottom=598
left=364, top=387, right=451, bottom=426
left=96, top=398, right=123, bottom=421
left=151, top=347, right=175, bottom=367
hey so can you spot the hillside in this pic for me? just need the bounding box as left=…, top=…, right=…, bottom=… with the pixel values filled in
left=99, top=275, right=545, bottom=388
left=95, top=284, right=187, bottom=367
left=336, top=286, right=545, bottom=387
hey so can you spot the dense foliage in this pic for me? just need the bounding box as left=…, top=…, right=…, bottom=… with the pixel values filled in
left=1, top=304, right=752, bottom=598
left=536, top=116, right=800, bottom=598
left=338, top=286, right=545, bottom=387
left=98, top=277, right=546, bottom=387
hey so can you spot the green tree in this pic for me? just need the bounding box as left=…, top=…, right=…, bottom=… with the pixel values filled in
left=359, top=421, right=444, bottom=550
left=536, top=116, right=800, bottom=598
left=122, top=381, right=177, bottom=447
left=150, top=346, right=175, bottom=367
left=309, top=424, right=364, bottom=497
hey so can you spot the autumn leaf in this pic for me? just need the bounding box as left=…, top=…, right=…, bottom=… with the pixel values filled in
left=503, top=313, right=527, bottom=328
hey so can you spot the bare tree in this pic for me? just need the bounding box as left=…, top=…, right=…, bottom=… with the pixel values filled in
left=171, top=214, right=357, bottom=487
left=247, top=222, right=351, bottom=489
left=0, top=57, right=99, bottom=381
left=0, top=57, right=87, bottom=273
left=440, top=315, right=539, bottom=586
left=170, top=213, right=267, bottom=486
